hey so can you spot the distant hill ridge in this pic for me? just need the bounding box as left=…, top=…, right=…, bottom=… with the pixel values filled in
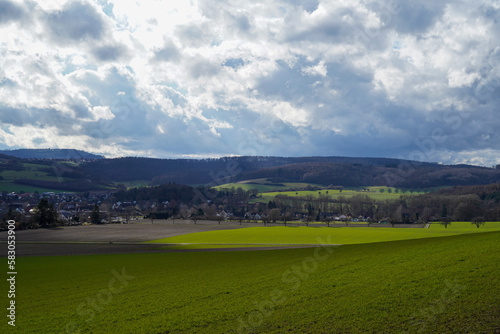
left=0, top=149, right=104, bottom=160
left=80, top=156, right=500, bottom=188
left=1, top=150, right=499, bottom=190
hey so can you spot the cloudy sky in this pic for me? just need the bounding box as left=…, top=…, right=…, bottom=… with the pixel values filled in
left=0, top=0, right=499, bottom=165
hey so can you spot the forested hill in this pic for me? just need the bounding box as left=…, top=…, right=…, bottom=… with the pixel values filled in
left=0, top=149, right=104, bottom=160
left=80, top=156, right=500, bottom=188
left=2, top=151, right=499, bottom=191
left=80, top=156, right=433, bottom=184
left=240, top=161, right=500, bottom=188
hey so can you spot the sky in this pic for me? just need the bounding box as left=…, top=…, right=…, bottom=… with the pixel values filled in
left=0, top=0, right=499, bottom=165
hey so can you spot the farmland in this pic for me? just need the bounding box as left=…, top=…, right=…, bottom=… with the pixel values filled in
left=148, top=221, right=500, bottom=246
left=214, top=179, right=428, bottom=203
left=0, top=162, right=66, bottom=193
left=213, top=179, right=326, bottom=193
left=4, top=230, right=499, bottom=333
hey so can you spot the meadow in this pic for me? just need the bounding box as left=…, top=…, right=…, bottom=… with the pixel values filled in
left=0, top=162, right=72, bottom=193
left=213, top=179, right=325, bottom=193
left=215, top=179, right=427, bottom=203
left=5, top=231, right=499, bottom=333
left=147, top=222, right=500, bottom=247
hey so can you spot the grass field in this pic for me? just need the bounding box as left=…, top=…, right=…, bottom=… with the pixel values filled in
left=147, top=222, right=500, bottom=246
left=0, top=162, right=74, bottom=193
left=214, top=179, right=325, bottom=193
left=214, top=181, right=427, bottom=203
left=6, top=231, right=499, bottom=333
left=113, top=180, right=151, bottom=189
left=0, top=181, right=64, bottom=193
left=252, top=188, right=415, bottom=203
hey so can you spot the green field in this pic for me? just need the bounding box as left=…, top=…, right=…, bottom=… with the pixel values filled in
left=113, top=180, right=152, bottom=189
left=215, top=180, right=427, bottom=203
left=0, top=162, right=75, bottom=193
left=253, top=188, right=415, bottom=203
left=7, top=231, right=500, bottom=333
left=147, top=222, right=500, bottom=246
left=214, top=179, right=325, bottom=193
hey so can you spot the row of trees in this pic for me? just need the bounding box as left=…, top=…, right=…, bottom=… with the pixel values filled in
left=270, top=191, right=499, bottom=223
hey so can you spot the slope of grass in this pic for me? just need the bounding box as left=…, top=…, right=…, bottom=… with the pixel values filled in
left=147, top=222, right=500, bottom=246
left=0, top=162, right=77, bottom=192
left=0, top=181, right=64, bottom=193
left=251, top=186, right=427, bottom=203
left=6, top=232, right=500, bottom=333
left=214, top=180, right=324, bottom=193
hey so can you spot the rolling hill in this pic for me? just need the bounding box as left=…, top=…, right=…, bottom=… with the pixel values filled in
left=0, top=149, right=104, bottom=160
left=1, top=151, right=500, bottom=192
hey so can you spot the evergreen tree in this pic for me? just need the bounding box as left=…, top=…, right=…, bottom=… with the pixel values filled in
left=90, top=204, right=101, bottom=224
left=34, top=199, right=57, bottom=227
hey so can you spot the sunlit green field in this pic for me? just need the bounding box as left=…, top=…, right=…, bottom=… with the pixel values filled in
left=147, top=222, right=500, bottom=246
left=253, top=187, right=425, bottom=203
left=7, top=232, right=500, bottom=333
left=214, top=180, right=324, bottom=193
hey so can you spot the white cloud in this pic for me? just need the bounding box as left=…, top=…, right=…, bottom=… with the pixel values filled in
left=0, top=0, right=499, bottom=165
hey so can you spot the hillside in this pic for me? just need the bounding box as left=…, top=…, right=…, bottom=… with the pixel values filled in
left=0, top=149, right=104, bottom=160
left=81, top=156, right=500, bottom=188
left=1, top=153, right=500, bottom=192
left=235, top=161, right=500, bottom=188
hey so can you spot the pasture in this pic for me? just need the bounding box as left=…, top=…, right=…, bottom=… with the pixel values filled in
left=213, top=179, right=325, bottom=193
left=148, top=222, right=500, bottom=247
left=253, top=186, right=428, bottom=203
left=0, top=162, right=75, bottom=193
left=5, top=231, right=499, bottom=333
left=215, top=179, right=428, bottom=203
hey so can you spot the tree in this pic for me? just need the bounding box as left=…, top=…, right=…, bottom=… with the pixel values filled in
left=124, top=206, right=135, bottom=224
left=305, top=214, right=315, bottom=227
left=34, top=199, right=57, bottom=227
left=281, top=209, right=293, bottom=226
left=323, top=215, right=332, bottom=227
left=441, top=203, right=448, bottom=219
left=471, top=217, right=485, bottom=229
left=269, top=208, right=281, bottom=224
left=440, top=217, right=452, bottom=229
left=90, top=204, right=101, bottom=224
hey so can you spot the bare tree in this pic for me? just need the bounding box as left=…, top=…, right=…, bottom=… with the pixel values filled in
left=269, top=208, right=281, bottom=224
left=471, top=217, right=485, bottom=229
left=440, top=217, right=453, bottom=228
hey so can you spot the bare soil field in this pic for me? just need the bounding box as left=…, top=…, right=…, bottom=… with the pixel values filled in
left=11, top=220, right=250, bottom=243
left=0, top=220, right=308, bottom=256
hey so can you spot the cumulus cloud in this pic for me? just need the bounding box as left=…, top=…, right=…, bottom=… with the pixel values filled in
left=0, top=0, right=26, bottom=24
left=45, top=1, right=106, bottom=42
left=0, top=0, right=499, bottom=165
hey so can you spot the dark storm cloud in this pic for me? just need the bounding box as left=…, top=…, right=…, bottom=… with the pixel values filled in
left=46, top=1, right=106, bottom=42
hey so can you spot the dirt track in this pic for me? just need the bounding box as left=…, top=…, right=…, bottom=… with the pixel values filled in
left=0, top=220, right=311, bottom=256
